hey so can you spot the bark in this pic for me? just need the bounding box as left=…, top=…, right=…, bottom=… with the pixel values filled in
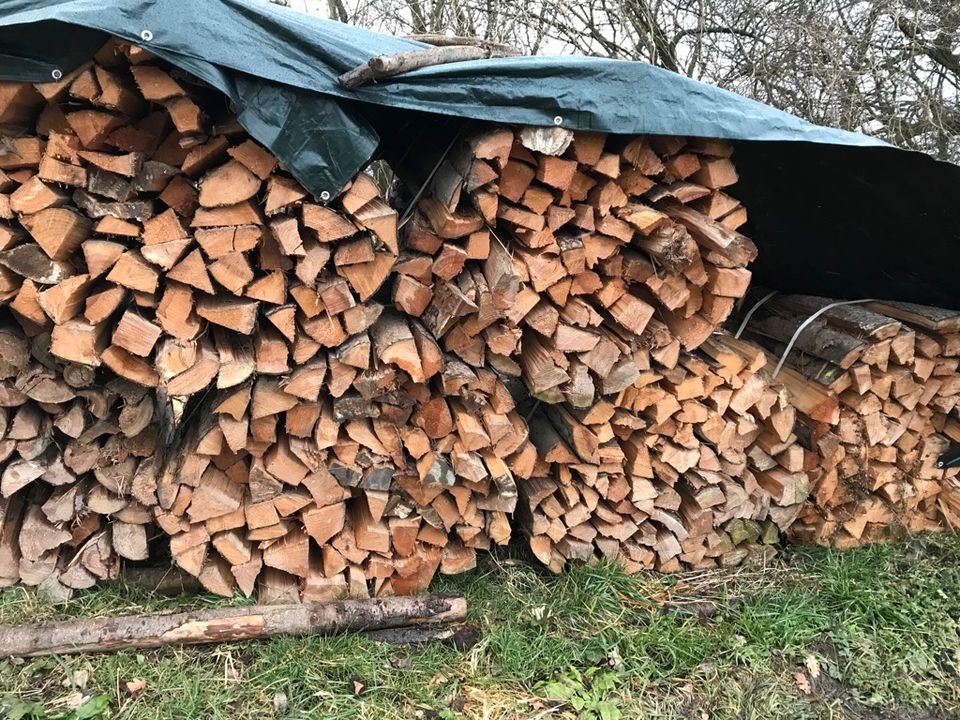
left=0, top=594, right=467, bottom=657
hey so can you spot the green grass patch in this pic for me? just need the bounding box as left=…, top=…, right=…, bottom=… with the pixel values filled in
left=2, top=535, right=960, bottom=719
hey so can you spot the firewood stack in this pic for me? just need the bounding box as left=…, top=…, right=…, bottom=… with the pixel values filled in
left=3, top=31, right=957, bottom=601
left=0, top=324, right=160, bottom=597
left=0, top=45, right=779, bottom=596
left=516, top=330, right=811, bottom=572
left=2, top=42, right=403, bottom=401
left=737, top=295, right=960, bottom=547
left=389, top=125, right=757, bottom=407
left=390, top=126, right=814, bottom=572
left=0, top=37, right=541, bottom=600
left=153, top=358, right=533, bottom=599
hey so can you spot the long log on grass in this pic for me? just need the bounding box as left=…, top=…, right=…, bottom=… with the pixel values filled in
left=0, top=594, right=467, bottom=657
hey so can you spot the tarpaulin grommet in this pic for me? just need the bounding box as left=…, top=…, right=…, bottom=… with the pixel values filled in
left=320, top=190, right=331, bottom=201
left=51, top=68, right=62, bottom=80
left=553, top=115, right=563, bottom=126
left=141, top=29, right=153, bottom=42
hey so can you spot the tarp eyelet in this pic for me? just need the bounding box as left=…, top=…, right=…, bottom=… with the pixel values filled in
left=141, top=29, right=153, bottom=42
left=320, top=190, right=331, bottom=201
left=51, top=68, right=63, bottom=80
left=553, top=115, right=563, bottom=126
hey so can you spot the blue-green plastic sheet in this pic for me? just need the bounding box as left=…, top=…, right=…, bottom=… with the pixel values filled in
left=0, top=0, right=886, bottom=197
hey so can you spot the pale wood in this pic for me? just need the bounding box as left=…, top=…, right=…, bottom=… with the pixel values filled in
left=0, top=595, right=467, bottom=657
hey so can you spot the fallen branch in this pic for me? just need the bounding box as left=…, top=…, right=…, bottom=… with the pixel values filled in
left=0, top=594, right=467, bottom=657
left=405, top=33, right=521, bottom=56
left=339, top=46, right=491, bottom=89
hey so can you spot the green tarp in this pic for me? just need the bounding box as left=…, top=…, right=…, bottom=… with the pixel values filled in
left=0, top=0, right=887, bottom=198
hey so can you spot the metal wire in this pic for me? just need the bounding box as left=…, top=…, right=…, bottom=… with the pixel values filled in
left=771, top=298, right=877, bottom=378
left=733, top=290, right=778, bottom=339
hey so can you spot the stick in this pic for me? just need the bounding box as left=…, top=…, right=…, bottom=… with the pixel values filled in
left=0, top=594, right=467, bottom=657
left=404, top=34, right=520, bottom=55
left=339, top=46, right=490, bottom=89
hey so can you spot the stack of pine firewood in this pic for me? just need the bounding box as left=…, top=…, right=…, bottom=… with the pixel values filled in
left=0, top=325, right=159, bottom=597
left=738, top=295, right=960, bottom=547
left=386, top=125, right=820, bottom=571
left=391, top=125, right=756, bottom=407
left=155, top=358, right=530, bottom=600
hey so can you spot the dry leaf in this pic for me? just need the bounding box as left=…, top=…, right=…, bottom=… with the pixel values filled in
left=804, top=654, right=821, bottom=679
left=794, top=671, right=812, bottom=695
left=64, top=691, right=87, bottom=709
left=124, top=678, right=147, bottom=695
left=428, top=671, right=448, bottom=687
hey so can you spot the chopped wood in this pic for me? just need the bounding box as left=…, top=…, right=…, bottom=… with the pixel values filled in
left=199, top=160, right=262, bottom=208
left=0, top=41, right=950, bottom=607
left=196, top=296, right=259, bottom=334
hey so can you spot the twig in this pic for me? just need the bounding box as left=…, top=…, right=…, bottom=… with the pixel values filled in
left=406, top=33, right=521, bottom=56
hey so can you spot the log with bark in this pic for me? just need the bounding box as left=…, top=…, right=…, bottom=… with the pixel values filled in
left=0, top=593, right=467, bottom=657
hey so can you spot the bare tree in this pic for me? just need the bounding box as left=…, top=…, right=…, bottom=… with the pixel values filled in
left=313, top=0, right=960, bottom=162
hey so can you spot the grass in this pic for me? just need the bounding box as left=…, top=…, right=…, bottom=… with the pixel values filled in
left=2, top=534, right=960, bottom=720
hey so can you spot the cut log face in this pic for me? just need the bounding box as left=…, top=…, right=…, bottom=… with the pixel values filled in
left=112, top=311, right=163, bottom=357
left=21, top=208, right=92, bottom=261
left=199, top=160, right=262, bottom=208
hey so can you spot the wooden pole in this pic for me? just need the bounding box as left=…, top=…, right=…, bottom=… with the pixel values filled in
left=0, top=594, right=467, bottom=657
